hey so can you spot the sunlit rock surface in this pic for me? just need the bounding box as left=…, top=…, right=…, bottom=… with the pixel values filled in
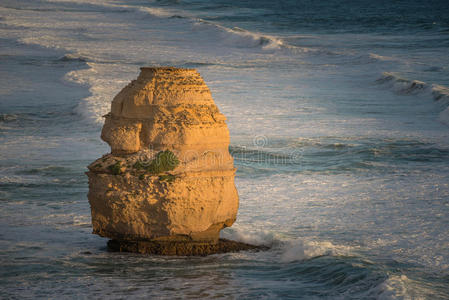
left=86, top=67, right=256, bottom=255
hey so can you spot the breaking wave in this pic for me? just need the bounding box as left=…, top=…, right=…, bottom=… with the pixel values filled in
left=58, top=53, right=89, bottom=62
left=222, top=226, right=420, bottom=299
left=376, top=72, right=428, bottom=94
left=368, top=53, right=396, bottom=61
left=8, top=0, right=308, bottom=126
left=376, top=72, right=449, bottom=125
left=45, top=0, right=292, bottom=52
left=193, top=21, right=286, bottom=50
left=376, top=72, right=449, bottom=102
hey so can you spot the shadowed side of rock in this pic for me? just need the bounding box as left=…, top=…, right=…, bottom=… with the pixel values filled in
left=107, top=238, right=269, bottom=256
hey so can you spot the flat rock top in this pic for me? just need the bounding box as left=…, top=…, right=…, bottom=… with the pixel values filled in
left=140, top=66, right=196, bottom=72
left=111, top=66, right=216, bottom=118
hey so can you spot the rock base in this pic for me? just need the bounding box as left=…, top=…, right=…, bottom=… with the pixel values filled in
left=107, top=238, right=269, bottom=256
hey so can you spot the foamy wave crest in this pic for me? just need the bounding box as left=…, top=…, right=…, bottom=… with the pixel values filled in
left=64, top=63, right=132, bottom=124
left=375, top=274, right=437, bottom=300
left=113, top=0, right=290, bottom=51
left=431, top=84, right=449, bottom=104
left=42, top=213, right=92, bottom=228
left=0, top=173, right=58, bottom=185
left=378, top=277, right=409, bottom=300
left=377, top=72, right=449, bottom=125
left=221, top=226, right=276, bottom=246
left=377, top=72, right=449, bottom=102
left=376, top=72, right=428, bottom=94
left=44, top=0, right=301, bottom=53
left=58, top=53, right=89, bottom=62
left=280, top=239, right=355, bottom=262
left=46, top=0, right=185, bottom=20
left=137, top=6, right=181, bottom=18
left=221, top=26, right=285, bottom=50
left=221, top=227, right=356, bottom=261
left=368, top=53, right=395, bottom=61
left=194, top=21, right=286, bottom=51
left=18, top=34, right=122, bottom=125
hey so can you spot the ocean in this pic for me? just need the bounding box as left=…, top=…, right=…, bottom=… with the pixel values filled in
left=1, top=0, right=449, bottom=298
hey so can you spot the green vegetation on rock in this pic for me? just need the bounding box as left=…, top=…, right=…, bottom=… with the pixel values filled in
left=108, top=161, right=122, bottom=175
left=133, top=150, right=180, bottom=174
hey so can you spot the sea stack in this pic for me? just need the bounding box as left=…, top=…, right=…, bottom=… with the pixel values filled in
left=87, top=67, right=259, bottom=255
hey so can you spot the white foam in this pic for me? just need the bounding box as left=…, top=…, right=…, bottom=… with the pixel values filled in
left=65, top=63, right=135, bottom=124
left=368, top=53, right=395, bottom=61
left=220, top=226, right=276, bottom=246
left=376, top=274, right=437, bottom=300
left=73, top=215, right=91, bottom=227
left=222, top=226, right=356, bottom=262
left=235, top=170, right=449, bottom=272
left=280, top=239, right=355, bottom=262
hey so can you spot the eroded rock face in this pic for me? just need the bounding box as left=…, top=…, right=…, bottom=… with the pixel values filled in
left=87, top=67, right=239, bottom=247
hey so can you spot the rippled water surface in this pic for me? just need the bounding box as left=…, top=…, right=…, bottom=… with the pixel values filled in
left=1, top=0, right=449, bottom=298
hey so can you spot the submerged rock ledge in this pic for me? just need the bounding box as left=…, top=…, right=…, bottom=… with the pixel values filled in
left=107, top=238, right=269, bottom=256
left=87, top=67, right=262, bottom=255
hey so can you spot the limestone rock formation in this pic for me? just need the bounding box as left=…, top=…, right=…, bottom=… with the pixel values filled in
left=87, top=67, right=249, bottom=255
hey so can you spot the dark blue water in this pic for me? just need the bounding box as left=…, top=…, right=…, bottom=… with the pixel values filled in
left=154, top=0, right=449, bottom=33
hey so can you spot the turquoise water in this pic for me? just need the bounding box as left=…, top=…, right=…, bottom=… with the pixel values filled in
left=1, top=0, right=449, bottom=298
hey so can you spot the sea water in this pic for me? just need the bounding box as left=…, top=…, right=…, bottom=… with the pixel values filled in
left=1, top=0, right=449, bottom=298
